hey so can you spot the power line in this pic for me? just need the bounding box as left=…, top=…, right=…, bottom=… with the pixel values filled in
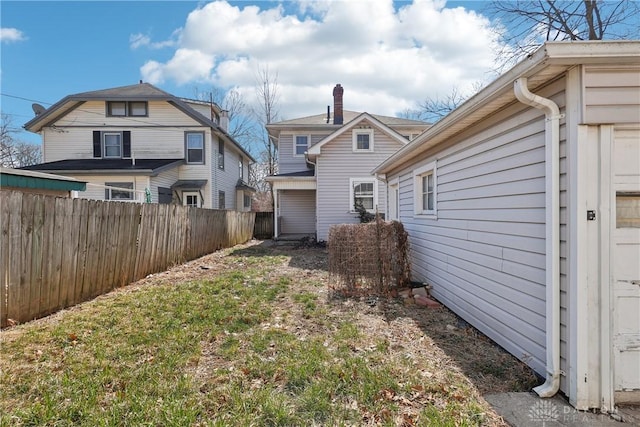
left=0, top=92, right=53, bottom=105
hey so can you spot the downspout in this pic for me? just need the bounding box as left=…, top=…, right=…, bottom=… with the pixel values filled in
left=305, top=152, right=317, bottom=240
left=514, top=77, right=563, bottom=398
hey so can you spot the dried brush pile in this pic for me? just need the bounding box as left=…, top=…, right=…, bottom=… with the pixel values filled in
left=328, top=217, right=411, bottom=298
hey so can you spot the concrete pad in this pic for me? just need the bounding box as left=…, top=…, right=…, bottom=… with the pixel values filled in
left=484, top=392, right=623, bottom=426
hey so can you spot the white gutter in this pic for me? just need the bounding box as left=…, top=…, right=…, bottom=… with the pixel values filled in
left=514, top=77, right=563, bottom=398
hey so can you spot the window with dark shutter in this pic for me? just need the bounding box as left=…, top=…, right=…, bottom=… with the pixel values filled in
left=93, top=131, right=102, bottom=157
left=123, top=131, right=131, bottom=158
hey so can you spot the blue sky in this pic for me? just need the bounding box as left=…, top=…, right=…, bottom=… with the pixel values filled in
left=2, top=1, right=496, bottom=149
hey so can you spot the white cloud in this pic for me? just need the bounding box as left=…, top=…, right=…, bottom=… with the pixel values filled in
left=139, top=0, right=506, bottom=118
left=130, top=31, right=179, bottom=50
left=1, top=28, right=26, bottom=43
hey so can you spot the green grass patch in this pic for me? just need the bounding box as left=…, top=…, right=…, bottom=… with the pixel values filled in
left=1, top=244, right=533, bottom=426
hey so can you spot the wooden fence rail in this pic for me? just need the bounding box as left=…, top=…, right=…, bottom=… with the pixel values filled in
left=0, top=191, right=255, bottom=328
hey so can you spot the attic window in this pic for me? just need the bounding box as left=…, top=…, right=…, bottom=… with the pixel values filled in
left=352, top=129, right=374, bottom=152
left=107, top=101, right=148, bottom=117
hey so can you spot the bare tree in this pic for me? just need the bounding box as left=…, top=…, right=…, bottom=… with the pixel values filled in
left=253, top=65, right=280, bottom=177
left=1, top=113, right=41, bottom=167
left=192, top=86, right=255, bottom=151
left=416, top=1, right=638, bottom=122
left=248, top=65, right=281, bottom=211
left=411, top=81, right=487, bottom=124
left=487, top=0, right=640, bottom=67
left=417, top=86, right=470, bottom=123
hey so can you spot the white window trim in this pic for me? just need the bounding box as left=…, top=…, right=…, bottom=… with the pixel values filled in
left=349, top=177, right=378, bottom=213
left=105, top=182, right=134, bottom=201
left=388, top=177, right=400, bottom=221
left=185, top=131, right=205, bottom=165
left=293, top=134, right=310, bottom=157
left=103, top=132, right=122, bottom=158
left=183, top=191, right=201, bottom=208
left=413, top=161, right=437, bottom=217
left=352, top=129, right=374, bottom=152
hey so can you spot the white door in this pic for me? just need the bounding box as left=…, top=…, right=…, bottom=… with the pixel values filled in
left=183, top=191, right=200, bottom=208
left=612, top=127, right=640, bottom=401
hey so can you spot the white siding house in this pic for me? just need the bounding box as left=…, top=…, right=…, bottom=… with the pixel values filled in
left=374, top=41, right=640, bottom=412
left=22, top=83, right=255, bottom=210
left=266, top=84, right=430, bottom=240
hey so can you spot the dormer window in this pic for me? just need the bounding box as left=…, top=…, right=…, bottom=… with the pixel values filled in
left=352, top=129, right=374, bottom=152
left=107, top=101, right=148, bottom=117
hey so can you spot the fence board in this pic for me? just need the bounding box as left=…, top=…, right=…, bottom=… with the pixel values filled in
left=1, top=192, right=12, bottom=327
left=39, top=197, right=55, bottom=316
left=19, top=194, right=35, bottom=323
left=73, top=199, right=89, bottom=305
left=6, top=192, right=22, bottom=325
left=58, top=197, right=76, bottom=306
left=103, top=202, right=120, bottom=293
left=28, top=195, right=45, bottom=320
left=2, top=191, right=255, bottom=328
left=113, top=204, right=126, bottom=288
left=123, top=203, right=141, bottom=286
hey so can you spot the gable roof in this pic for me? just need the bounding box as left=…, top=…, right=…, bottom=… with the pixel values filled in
left=306, top=112, right=412, bottom=157
left=374, top=40, right=640, bottom=175
left=23, top=83, right=255, bottom=163
left=271, top=110, right=428, bottom=127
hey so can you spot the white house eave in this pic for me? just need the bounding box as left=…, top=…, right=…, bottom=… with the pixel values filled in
left=373, top=40, right=640, bottom=175
left=267, top=177, right=316, bottom=191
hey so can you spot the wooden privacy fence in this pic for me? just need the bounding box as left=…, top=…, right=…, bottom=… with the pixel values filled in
left=253, top=211, right=274, bottom=239
left=0, top=191, right=255, bottom=328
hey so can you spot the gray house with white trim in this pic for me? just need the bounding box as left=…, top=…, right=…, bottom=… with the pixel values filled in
left=266, top=84, right=429, bottom=240
left=374, top=41, right=640, bottom=411
left=23, top=83, right=255, bottom=210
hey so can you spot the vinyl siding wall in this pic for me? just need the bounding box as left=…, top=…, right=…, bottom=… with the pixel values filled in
left=316, top=127, right=404, bottom=240
left=39, top=99, right=254, bottom=210
left=213, top=140, right=247, bottom=210
left=43, top=101, right=206, bottom=162
left=64, top=174, right=150, bottom=202
left=584, top=65, right=640, bottom=124
left=279, top=190, right=316, bottom=234
left=150, top=168, right=179, bottom=204
left=278, top=134, right=327, bottom=174
left=388, top=78, right=568, bottom=380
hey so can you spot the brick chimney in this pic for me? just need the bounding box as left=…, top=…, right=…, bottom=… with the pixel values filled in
left=333, top=84, right=344, bottom=125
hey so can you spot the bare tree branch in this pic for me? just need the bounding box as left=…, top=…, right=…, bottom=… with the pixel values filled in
left=486, top=0, right=640, bottom=67
left=1, top=113, right=42, bottom=167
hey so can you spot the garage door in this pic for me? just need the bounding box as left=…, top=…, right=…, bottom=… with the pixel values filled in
left=612, top=127, right=640, bottom=400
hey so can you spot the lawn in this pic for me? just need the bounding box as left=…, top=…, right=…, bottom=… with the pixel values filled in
left=0, top=240, right=538, bottom=426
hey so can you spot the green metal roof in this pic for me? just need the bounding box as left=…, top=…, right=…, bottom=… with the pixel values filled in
left=1, top=169, right=86, bottom=192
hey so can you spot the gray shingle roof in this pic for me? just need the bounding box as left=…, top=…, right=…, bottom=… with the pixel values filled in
left=21, top=158, right=184, bottom=173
